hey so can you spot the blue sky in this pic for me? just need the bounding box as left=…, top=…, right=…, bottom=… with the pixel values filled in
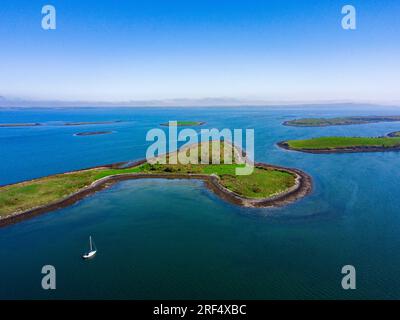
left=0, top=0, right=399, bottom=103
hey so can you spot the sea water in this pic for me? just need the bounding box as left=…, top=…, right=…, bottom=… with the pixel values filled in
left=1, top=105, right=400, bottom=299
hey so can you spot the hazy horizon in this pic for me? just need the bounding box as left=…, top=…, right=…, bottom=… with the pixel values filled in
left=1, top=96, right=400, bottom=108
left=1, top=0, right=399, bottom=104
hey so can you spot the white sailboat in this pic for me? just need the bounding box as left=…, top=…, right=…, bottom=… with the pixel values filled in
left=82, top=236, right=97, bottom=259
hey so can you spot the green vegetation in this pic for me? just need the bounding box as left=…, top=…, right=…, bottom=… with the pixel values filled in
left=284, top=116, right=400, bottom=127
left=0, top=141, right=296, bottom=217
left=139, top=163, right=295, bottom=199
left=284, top=136, right=400, bottom=150
left=160, top=121, right=204, bottom=126
left=0, top=166, right=143, bottom=217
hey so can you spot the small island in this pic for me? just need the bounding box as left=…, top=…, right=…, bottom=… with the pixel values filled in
left=0, top=141, right=312, bottom=226
left=0, top=121, right=123, bottom=128
left=387, top=131, right=400, bottom=137
left=0, top=123, right=41, bottom=127
left=278, top=133, right=400, bottom=154
left=74, top=131, right=113, bottom=136
left=283, top=116, right=400, bottom=127
left=160, top=121, right=205, bottom=127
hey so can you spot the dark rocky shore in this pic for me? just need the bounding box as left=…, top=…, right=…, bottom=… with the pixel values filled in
left=0, top=121, right=123, bottom=128
left=387, top=131, right=400, bottom=138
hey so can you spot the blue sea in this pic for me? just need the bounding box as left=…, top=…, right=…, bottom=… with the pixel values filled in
left=1, top=105, right=400, bottom=299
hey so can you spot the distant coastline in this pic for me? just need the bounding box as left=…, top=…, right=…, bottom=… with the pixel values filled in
left=387, top=131, right=400, bottom=137
left=1, top=97, right=400, bottom=109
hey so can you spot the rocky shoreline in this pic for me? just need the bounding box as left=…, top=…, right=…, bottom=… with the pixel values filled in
left=0, top=160, right=312, bottom=227
left=387, top=131, right=400, bottom=138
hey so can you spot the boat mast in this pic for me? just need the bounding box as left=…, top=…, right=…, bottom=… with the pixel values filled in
left=89, top=236, right=92, bottom=251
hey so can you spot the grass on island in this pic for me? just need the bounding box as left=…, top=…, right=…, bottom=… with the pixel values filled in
left=285, top=116, right=400, bottom=127
left=64, top=121, right=122, bottom=126
left=285, top=136, right=400, bottom=150
left=161, top=121, right=204, bottom=126
left=0, top=141, right=296, bottom=217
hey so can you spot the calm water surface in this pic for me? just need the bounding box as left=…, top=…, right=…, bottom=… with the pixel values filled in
left=1, top=105, right=400, bottom=299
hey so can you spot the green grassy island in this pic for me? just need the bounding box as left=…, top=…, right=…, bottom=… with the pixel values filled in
left=160, top=121, right=205, bottom=126
left=278, top=134, right=400, bottom=153
left=0, top=141, right=311, bottom=225
left=284, top=116, right=400, bottom=127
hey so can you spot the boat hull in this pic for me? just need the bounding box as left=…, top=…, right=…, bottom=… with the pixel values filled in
left=82, top=250, right=96, bottom=259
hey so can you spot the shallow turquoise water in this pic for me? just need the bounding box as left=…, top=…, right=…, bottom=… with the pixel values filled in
left=1, top=105, right=400, bottom=299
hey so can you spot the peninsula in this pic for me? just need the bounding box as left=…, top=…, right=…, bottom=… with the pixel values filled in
left=387, top=131, right=400, bottom=137
left=278, top=133, right=400, bottom=154
left=0, top=141, right=311, bottom=226
left=283, top=116, right=400, bottom=127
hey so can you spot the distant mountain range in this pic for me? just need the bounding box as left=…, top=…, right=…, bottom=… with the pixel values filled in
left=0, top=96, right=398, bottom=108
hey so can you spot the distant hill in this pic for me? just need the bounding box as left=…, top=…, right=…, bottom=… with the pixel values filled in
left=0, top=96, right=399, bottom=108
